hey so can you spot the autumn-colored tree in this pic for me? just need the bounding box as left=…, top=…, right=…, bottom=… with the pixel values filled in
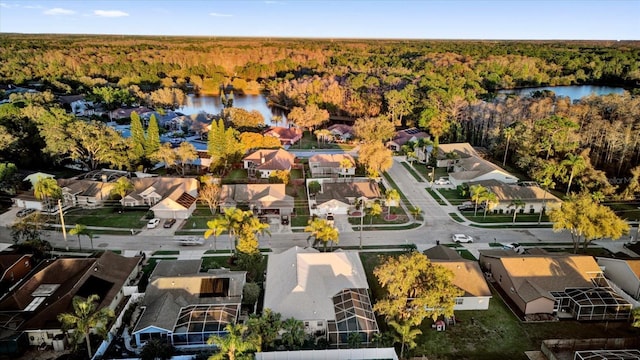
left=353, top=116, right=395, bottom=143
left=358, top=143, right=393, bottom=178
left=373, top=252, right=463, bottom=326
left=549, top=193, right=630, bottom=253
left=304, top=218, right=339, bottom=251
left=224, top=107, right=265, bottom=128
left=287, top=103, right=329, bottom=131
left=269, top=169, right=290, bottom=185
left=384, top=189, right=400, bottom=217
left=175, top=142, right=197, bottom=176
left=151, top=143, right=177, bottom=173
left=198, top=182, right=222, bottom=215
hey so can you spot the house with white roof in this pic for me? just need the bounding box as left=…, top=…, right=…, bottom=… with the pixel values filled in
left=263, top=247, right=379, bottom=346
left=434, top=143, right=518, bottom=186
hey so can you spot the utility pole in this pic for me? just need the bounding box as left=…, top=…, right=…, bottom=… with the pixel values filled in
left=58, top=199, right=68, bottom=251
left=359, top=212, right=363, bottom=249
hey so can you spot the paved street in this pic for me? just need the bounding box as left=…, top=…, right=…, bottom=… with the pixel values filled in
left=2, top=155, right=637, bottom=258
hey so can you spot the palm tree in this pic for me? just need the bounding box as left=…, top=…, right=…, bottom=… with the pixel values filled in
left=339, top=157, right=354, bottom=178
left=388, top=320, right=422, bottom=359
left=245, top=309, right=282, bottom=352
left=368, top=202, right=383, bottom=225
left=532, top=161, right=559, bottom=224
left=508, top=199, right=526, bottom=223
left=207, top=323, right=258, bottom=360
left=561, top=153, right=587, bottom=195
left=140, top=339, right=174, bottom=360
left=502, top=127, right=515, bottom=167
left=469, top=184, right=488, bottom=216
left=204, top=217, right=228, bottom=251
left=69, top=223, right=88, bottom=250
left=212, top=208, right=270, bottom=254
left=384, top=189, right=400, bottom=218
left=280, top=317, right=305, bottom=350
left=304, top=218, right=339, bottom=251
left=483, top=192, right=498, bottom=219
left=347, top=332, right=362, bottom=348
left=34, top=177, right=61, bottom=213
left=57, top=294, right=115, bottom=359
left=110, top=176, right=133, bottom=209
left=314, top=128, right=332, bottom=146
left=409, top=206, right=423, bottom=221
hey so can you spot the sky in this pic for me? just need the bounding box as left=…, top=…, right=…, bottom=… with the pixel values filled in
left=0, top=0, right=638, bottom=40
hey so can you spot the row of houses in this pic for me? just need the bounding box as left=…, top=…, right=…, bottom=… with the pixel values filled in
left=6, top=244, right=637, bottom=355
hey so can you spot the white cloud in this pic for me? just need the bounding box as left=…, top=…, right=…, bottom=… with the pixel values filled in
left=43, top=7, right=76, bottom=15
left=94, top=9, right=129, bottom=17
left=209, top=12, right=232, bottom=17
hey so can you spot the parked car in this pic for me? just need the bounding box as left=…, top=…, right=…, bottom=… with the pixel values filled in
left=163, top=218, right=177, bottom=228
left=457, top=203, right=484, bottom=211
left=176, top=236, right=205, bottom=246
left=326, top=212, right=335, bottom=226
left=16, top=208, right=36, bottom=218
left=147, top=218, right=160, bottom=229
left=434, top=177, right=451, bottom=185
left=503, top=242, right=525, bottom=254
left=452, top=233, right=474, bottom=243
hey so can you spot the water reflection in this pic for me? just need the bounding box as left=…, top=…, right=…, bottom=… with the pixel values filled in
left=497, top=85, right=625, bottom=101
left=179, top=94, right=287, bottom=127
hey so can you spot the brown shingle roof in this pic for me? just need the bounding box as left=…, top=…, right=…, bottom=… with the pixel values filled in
left=0, top=252, right=141, bottom=331
left=315, top=180, right=381, bottom=206
left=434, top=260, right=492, bottom=297
left=244, top=149, right=296, bottom=171
left=625, top=260, right=640, bottom=279
left=467, top=179, right=561, bottom=203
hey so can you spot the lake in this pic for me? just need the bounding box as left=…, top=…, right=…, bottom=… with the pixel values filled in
left=497, top=85, right=625, bottom=101
left=179, top=94, right=287, bottom=127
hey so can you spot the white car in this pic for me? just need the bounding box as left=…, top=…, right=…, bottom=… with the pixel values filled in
left=452, top=233, right=473, bottom=243
left=503, top=242, right=525, bottom=254
left=175, top=236, right=205, bottom=246
left=434, top=178, right=451, bottom=185
left=147, top=218, right=160, bottom=229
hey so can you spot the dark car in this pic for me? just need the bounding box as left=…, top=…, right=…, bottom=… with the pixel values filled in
left=16, top=208, right=36, bottom=218
left=281, top=215, right=289, bottom=226
left=163, top=218, right=177, bottom=228
left=457, top=203, right=484, bottom=211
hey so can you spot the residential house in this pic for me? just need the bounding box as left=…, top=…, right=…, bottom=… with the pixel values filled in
left=434, top=143, right=518, bottom=186
left=596, top=258, right=640, bottom=300
left=263, top=127, right=303, bottom=146
left=59, top=95, right=96, bottom=117
left=479, top=251, right=631, bottom=320
left=0, top=252, right=141, bottom=353
left=122, top=177, right=198, bottom=219
left=168, top=112, right=211, bottom=134
left=327, top=124, right=353, bottom=143
left=424, top=246, right=492, bottom=310
left=0, top=254, right=33, bottom=293
left=243, top=149, right=296, bottom=179
left=58, top=179, right=115, bottom=209
left=467, top=179, right=562, bottom=214
left=219, top=184, right=294, bottom=222
left=310, top=178, right=381, bottom=216
left=132, top=260, right=246, bottom=348
left=110, top=106, right=153, bottom=120
left=23, top=172, right=55, bottom=190
left=308, top=154, right=356, bottom=178
left=264, top=247, right=379, bottom=346
left=386, top=128, right=430, bottom=151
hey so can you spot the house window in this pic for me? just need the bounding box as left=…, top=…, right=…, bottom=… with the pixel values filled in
left=455, top=298, right=463, bottom=305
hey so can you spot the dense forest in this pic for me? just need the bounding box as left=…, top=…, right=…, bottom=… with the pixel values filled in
left=0, top=35, right=639, bottom=200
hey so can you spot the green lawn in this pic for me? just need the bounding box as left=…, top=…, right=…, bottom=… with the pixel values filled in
left=184, top=206, right=217, bottom=230
left=437, top=188, right=466, bottom=205
left=400, top=162, right=424, bottom=182
left=348, top=209, right=410, bottom=225
left=461, top=212, right=549, bottom=223
left=359, top=252, right=640, bottom=360
left=426, top=188, right=446, bottom=205
left=605, top=201, right=640, bottom=221
left=64, top=207, right=149, bottom=228
left=222, top=168, right=249, bottom=183
left=413, top=163, right=448, bottom=181
left=449, top=212, right=465, bottom=222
